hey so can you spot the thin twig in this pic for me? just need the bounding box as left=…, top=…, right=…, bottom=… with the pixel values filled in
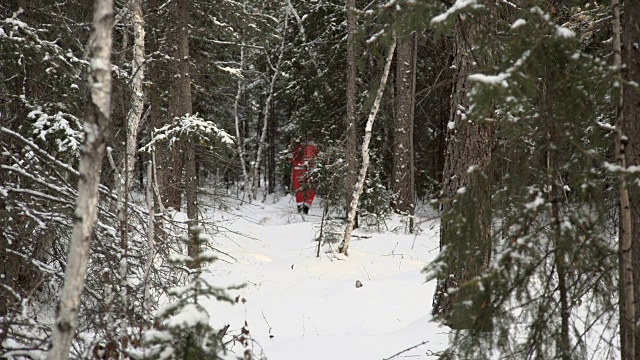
left=382, top=340, right=430, bottom=360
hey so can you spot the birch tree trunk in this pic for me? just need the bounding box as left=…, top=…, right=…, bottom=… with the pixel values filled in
left=339, top=38, right=396, bottom=256
left=114, top=0, right=146, bottom=339
left=234, top=46, right=251, bottom=202
left=613, top=0, right=636, bottom=357
left=345, top=0, right=358, bottom=228
left=119, top=0, right=145, bottom=205
left=47, top=0, right=114, bottom=358
left=392, top=32, right=417, bottom=230
left=252, top=13, right=287, bottom=201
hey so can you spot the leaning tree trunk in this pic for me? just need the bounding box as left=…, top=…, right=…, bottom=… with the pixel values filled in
left=47, top=0, right=114, bottom=358
left=345, top=0, right=359, bottom=228
left=391, top=32, right=417, bottom=230
left=431, top=18, right=493, bottom=329
left=340, top=38, right=396, bottom=256
left=616, top=0, right=638, bottom=357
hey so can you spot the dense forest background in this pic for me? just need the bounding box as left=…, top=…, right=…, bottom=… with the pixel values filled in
left=2, top=0, right=640, bottom=359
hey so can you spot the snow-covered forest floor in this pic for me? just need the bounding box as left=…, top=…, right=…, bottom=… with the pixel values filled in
left=190, top=190, right=449, bottom=359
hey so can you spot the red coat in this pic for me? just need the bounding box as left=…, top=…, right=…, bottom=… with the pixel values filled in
left=292, top=142, right=319, bottom=206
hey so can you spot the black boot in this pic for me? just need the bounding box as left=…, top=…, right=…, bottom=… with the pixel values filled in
left=303, top=205, right=309, bottom=215
left=297, top=205, right=303, bottom=214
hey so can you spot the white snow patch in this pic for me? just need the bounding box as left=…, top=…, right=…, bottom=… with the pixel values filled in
left=218, top=66, right=243, bottom=78
left=193, top=193, right=449, bottom=359
left=511, top=19, right=526, bottom=29
left=431, top=0, right=478, bottom=24
left=447, top=121, right=456, bottom=130
left=468, top=72, right=510, bottom=87
left=525, top=195, right=545, bottom=210
left=167, top=304, right=209, bottom=328
left=556, top=26, right=575, bottom=38
left=604, top=161, right=622, bottom=172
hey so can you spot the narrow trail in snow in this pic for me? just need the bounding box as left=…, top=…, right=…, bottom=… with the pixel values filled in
left=198, top=194, right=448, bottom=359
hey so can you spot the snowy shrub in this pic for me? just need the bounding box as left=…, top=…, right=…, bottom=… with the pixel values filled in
left=359, top=158, right=393, bottom=232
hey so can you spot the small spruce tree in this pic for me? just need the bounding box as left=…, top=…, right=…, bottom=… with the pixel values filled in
left=135, top=224, right=239, bottom=360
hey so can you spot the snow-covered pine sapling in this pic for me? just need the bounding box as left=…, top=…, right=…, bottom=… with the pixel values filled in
left=133, top=225, right=242, bottom=360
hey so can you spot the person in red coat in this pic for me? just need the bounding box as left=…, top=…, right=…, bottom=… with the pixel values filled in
left=292, top=139, right=319, bottom=214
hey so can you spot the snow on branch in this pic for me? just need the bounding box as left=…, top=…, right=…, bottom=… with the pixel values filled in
left=140, top=114, right=234, bottom=152
left=529, top=6, right=576, bottom=39
left=29, top=109, right=83, bottom=153
left=467, top=50, right=531, bottom=87
left=431, top=0, right=481, bottom=24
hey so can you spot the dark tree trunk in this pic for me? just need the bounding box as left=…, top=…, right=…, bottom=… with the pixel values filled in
left=432, top=18, right=493, bottom=329
left=621, top=0, right=640, bottom=357
left=391, top=32, right=416, bottom=227
left=267, top=97, right=276, bottom=194
left=174, top=0, right=198, bottom=261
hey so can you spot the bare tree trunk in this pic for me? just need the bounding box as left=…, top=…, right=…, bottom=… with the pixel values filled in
left=119, top=0, right=145, bottom=204
left=391, top=32, right=416, bottom=230
left=252, top=13, right=288, bottom=201
left=146, top=0, right=168, bottom=245
left=544, top=89, right=571, bottom=359
left=234, top=46, right=251, bottom=202
left=267, top=96, right=276, bottom=196
left=143, top=162, right=155, bottom=312
left=613, top=0, right=636, bottom=357
left=619, top=0, right=640, bottom=357
left=47, top=0, right=114, bottom=358
left=174, top=0, right=198, bottom=261
left=345, top=0, right=358, bottom=228
left=115, top=0, right=146, bottom=341
left=159, top=0, right=192, bottom=211
left=339, top=38, right=396, bottom=256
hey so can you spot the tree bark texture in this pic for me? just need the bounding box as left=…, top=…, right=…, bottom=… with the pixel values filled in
left=340, top=38, right=396, bottom=256
left=345, top=0, right=358, bottom=226
left=120, top=0, right=145, bottom=201
left=159, top=0, right=192, bottom=210
left=431, top=18, right=493, bottom=328
left=618, top=0, right=638, bottom=357
left=174, top=0, right=198, bottom=260
left=233, top=47, right=251, bottom=201
left=47, top=0, right=114, bottom=358
left=392, top=32, right=416, bottom=222
left=267, top=97, right=277, bottom=196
